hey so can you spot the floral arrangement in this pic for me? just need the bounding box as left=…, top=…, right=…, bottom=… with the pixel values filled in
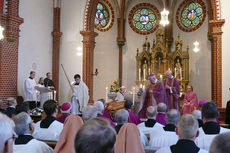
left=110, top=80, right=120, bottom=93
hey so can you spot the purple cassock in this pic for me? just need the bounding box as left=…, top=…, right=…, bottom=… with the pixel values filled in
left=156, top=113, right=166, bottom=125
left=138, top=82, right=167, bottom=118
left=127, top=110, right=141, bottom=125
left=164, top=77, right=180, bottom=110
left=98, top=111, right=114, bottom=127
left=56, top=113, right=70, bottom=123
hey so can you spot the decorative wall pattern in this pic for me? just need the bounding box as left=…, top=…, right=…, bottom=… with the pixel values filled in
left=128, top=3, right=160, bottom=35
left=176, top=0, right=206, bottom=32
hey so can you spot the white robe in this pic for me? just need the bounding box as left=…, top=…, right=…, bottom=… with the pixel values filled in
left=32, top=120, right=63, bottom=141
left=137, top=121, right=163, bottom=135
left=72, top=81, right=89, bottom=114
left=24, top=78, right=37, bottom=101
left=13, top=139, right=53, bottom=153
left=156, top=146, right=208, bottom=153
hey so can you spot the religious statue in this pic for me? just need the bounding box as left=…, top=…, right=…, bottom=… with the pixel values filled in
left=142, top=60, right=148, bottom=80
left=174, top=58, right=182, bottom=80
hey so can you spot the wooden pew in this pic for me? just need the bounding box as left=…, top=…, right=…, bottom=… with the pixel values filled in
left=39, top=140, right=57, bottom=149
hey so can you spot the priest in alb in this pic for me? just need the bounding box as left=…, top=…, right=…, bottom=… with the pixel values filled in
left=138, top=74, right=167, bottom=118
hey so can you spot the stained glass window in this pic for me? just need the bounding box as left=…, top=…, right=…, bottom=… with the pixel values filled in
left=95, top=2, right=110, bottom=29
left=131, top=8, right=157, bottom=32
left=180, top=2, right=204, bottom=29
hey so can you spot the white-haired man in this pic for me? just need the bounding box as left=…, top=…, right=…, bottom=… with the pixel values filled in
left=115, top=109, right=129, bottom=133
left=13, top=112, right=53, bottom=153
left=138, top=73, right=166, bottom=118
left=82, top=105, right=98, bottom=122
left=164, top=70, right=180, bottom=110
left=0, top=113, right=15, bottom=153
left=4, top=98, right=17, bottom=118
left=156, top=114, right=208, bottom=153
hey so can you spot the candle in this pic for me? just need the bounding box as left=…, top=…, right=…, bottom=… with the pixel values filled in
left=140, top=84, right=143, bottom=89
left=174, top=68, right=177, bottom=77
left=160, top=75, right=163, bottom=81
left=54, top=90, right=56, bottom=101
left=105, top=87, right=108, bottom=103
left=143, top=85, right=145, bottom=90
left=139, top=68, right=141, bottom=80
left=132, top=87, right=135, bottom=105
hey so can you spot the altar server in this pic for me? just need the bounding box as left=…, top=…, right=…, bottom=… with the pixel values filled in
left=71, top=74, right=89, bottom=114
left=24, top=71, right=37, bottom=110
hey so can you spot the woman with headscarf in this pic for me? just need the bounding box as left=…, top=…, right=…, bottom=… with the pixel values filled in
left=115, top=123, right=145, bottom=153
left=53, top=114, right=83, bottom=153
left=182, top=85, right=198, bottom=114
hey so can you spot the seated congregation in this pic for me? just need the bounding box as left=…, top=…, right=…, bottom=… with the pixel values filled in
left=0, top=98, right=230, bottom=153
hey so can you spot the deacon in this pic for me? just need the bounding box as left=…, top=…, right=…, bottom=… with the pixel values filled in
left=164, top=70, right=180, bottom=110
left=44, top=72, right=55, bottom=89
left=24, top=71, right=37, bottom=109
left=138, top=74, right=166, bottom=118
left=71, top=74, right=89, bottom=115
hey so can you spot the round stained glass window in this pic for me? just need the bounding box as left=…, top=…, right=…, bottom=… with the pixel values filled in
left=128, top=3, right=160, bottom=35
left=132, top=8, right=157, bottom=32
left=95, top=2, right=110, bottom=29
left=176, top=0, right=206, bottom=32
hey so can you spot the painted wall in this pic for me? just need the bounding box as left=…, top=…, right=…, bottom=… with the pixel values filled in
left=18, top=0, right=53, bottom=97
left=59, top=0, right=85, bottom=103
left=93, top=0, right=119, bottom=101
left=222, top=1, right=230, bottom=107
left=173, top=0, right=211, bottom=102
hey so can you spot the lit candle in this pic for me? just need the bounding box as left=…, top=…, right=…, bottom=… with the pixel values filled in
left=105, top=87, right=108, bottom=103
left=160, top=75, right=163, bottom=81
left=140, top=84, right=143, bottom=89
left=54, top=90, right=56, bottom=101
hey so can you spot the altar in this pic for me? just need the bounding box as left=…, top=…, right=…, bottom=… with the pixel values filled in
left=136, top=28, right=190, bottom=93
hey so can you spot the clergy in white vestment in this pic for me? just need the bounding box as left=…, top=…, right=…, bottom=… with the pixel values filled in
left=156, top=114, right=208, bottom=153
left=138, top=106, right=163, bottom=135
left=33, top=100, right=63, bottom=141
left=24, top=71, right=37, bottom=110
left=71, top=74, right=89, bottom=114
left=13, top=112, right=53, bottom=153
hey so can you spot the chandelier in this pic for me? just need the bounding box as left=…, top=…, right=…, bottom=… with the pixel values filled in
left=160, top=8, right=169, bottom=27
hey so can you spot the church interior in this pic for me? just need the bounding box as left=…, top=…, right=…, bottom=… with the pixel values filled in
left=1, top=0, right=230, bottom=153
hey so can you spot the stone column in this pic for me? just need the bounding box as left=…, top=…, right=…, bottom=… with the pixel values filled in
left=209, top=19, right=225, bottom=107
left=80, top=30, right=98, bottom=104
left=52, top=1, right=62, bottom=101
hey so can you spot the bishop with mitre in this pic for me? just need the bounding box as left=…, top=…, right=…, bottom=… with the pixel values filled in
left=138, top=74, right=167, bottom=118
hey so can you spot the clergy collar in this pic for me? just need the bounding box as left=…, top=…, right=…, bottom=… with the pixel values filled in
left=145, top=119, right=156, bottom=127
left=170, top=139, right=200, bottom=153
left=29, top=77, right=33, bottom=80
left=202, top=121, right=220, bottom=134
left=15, top=135, right=33, bottom=145
left=40, top=116, right=56, bottom=129
left=163, top=124, right=176, bottom=132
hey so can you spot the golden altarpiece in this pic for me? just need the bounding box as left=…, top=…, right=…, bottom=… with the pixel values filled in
left=136, top=28, right=190, bottom=93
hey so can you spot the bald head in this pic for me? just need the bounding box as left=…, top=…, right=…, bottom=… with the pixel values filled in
left=146, top=106, right=157, bottom=119
left=157, top=103, right=167, bottom=113
left=166, top=109, right=180, bottom=125
left=210, top=132, right=230, bottom=153
left=192, top=110, right=202, bottom=120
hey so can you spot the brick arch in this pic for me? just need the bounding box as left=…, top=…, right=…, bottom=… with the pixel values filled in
left=82, top=0, right=225, bottom=106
